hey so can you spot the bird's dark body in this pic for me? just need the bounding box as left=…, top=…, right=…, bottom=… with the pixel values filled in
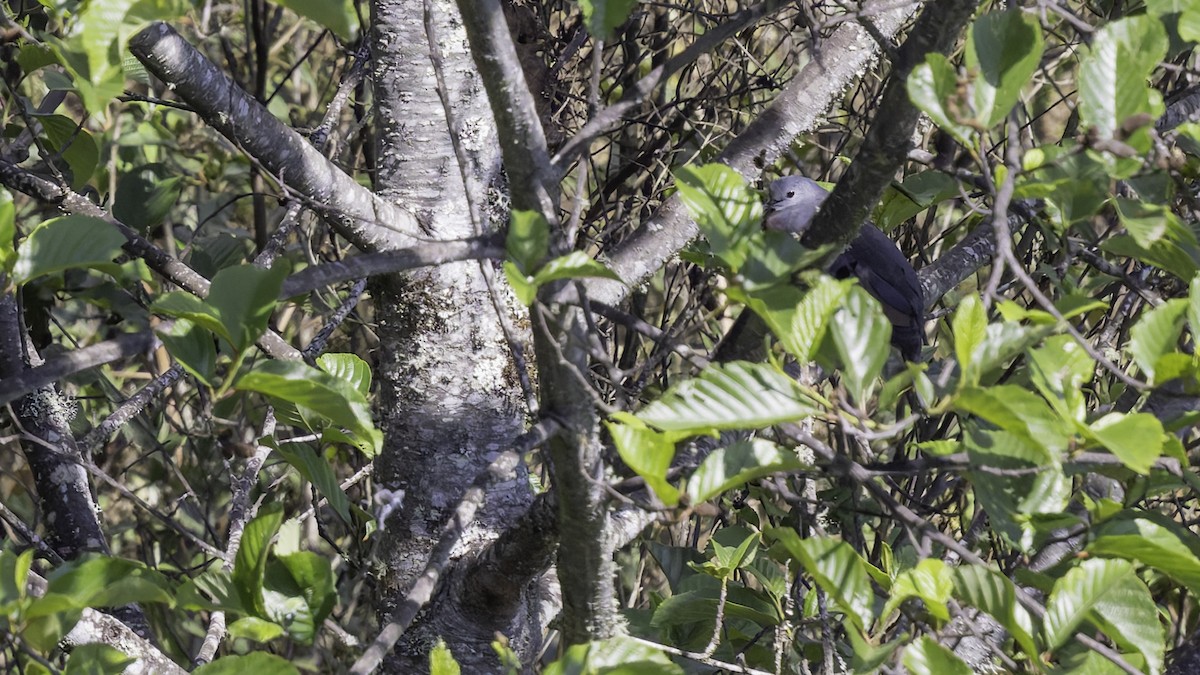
left=765, top=176, right=925, bottom=361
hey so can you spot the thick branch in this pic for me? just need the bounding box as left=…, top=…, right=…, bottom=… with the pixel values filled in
left=128, top=22, right=419, bottom=253
left=0, top=332, right=157, bottom=406
left=804, top=0, right=978, bottom=249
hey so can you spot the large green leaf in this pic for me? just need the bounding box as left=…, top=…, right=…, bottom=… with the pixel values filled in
left=13, top=215, right=125, bottom=284
left=316, top=353, right=372, bottom=397
left=113, top=163, right=183, bottom=231
left=1027, top=334, right=1094, bottom=424
left=607, top=414, right=682, bottom=506
left=263, top=551, right=336, bottom=644
left=193, top=653, right=299, bottom=675
left=33, top=554, right=174, bottom=611
left=637, top=361, right=817, bottom=432
left=544, top=635, right=684, bottom=675
left=907, top=54, right=975, bottom=146
left=965, top=426, right=1070, bottom=551
left=40, top=115, right=100, bottom=190
left=1078, top=16, right=1168, bottom=152
left=955, top=385, right=1070, bottom=452
left=152, top=292, right=229, bottom=345
left=506, top=210, right=549, bottom=275
left=207, top=264, right=288, bottom=351
left=233, top=503, right=285, bottom=617
left=882, top=559, right=953, bottom=623
left=1129, top=298, right=1188, bottom=382
left=237, top=360, right=382, bottom=457
left=1084, top=412, right=1164, bottom=474
left=952, top=294, right=986, bottom=385
left=156, top=318, right=217, bottom=386
left=675, top=164, right=761, bottom=271
left=902, top=636, right=973, bottom=675
left=828, top=286, right=891, bottom=403
left=950, top=565, right=1039, bottom=660
left=1112, top=199, right=1200, bottom=280
left=1043, top=559, right=1163, bottom=673
left=685, top=438, right=810, bottom=504
left=1089, top=512, right=1200, bottom=595
left=271, top=441, right=352, bottom=523
left=874, top=171, right=960, bottom=231
left=966, top=12, right=1044, bottom=128
left=747, top=274, right=851, bottom=362
left=767, top=530, right=874, bottom=629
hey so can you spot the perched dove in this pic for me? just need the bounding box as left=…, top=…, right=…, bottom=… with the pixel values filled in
left=764, top=175, right=925, bottom=361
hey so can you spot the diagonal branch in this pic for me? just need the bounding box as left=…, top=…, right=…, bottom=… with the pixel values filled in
left=128, top=22, right=419, bottom=253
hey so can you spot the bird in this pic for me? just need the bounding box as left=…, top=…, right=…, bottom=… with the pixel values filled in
left=764, top=175, right=925, bottom=361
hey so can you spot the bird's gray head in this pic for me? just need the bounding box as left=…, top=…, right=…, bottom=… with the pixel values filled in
left=764, top=176, right=829, bottom=235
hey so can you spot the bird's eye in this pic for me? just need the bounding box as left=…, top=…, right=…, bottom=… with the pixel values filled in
left=786, top=191, right=795, bottom=198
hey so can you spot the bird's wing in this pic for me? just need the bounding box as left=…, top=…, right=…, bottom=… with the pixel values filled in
left=831, top=225, right=924, bottom=322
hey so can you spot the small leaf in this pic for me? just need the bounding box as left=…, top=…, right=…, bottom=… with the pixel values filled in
left=530, top=251, right=623, bottom=286
left=606, top=415, right=682, bottom=506
left=578, top=0, right=639, bottom=38
left=316, top=353, right=372, bottom=397
left=207, top=264, right=288, bottom=351
left=226, top=617, right=285, bottom=643
left=156, top=318, right=217, bottom=386
left=430, top=639, right=462, bottom=675
left=882, top=559, right=953, bottom=622
left=1085, top=413, right=1164, bottom=474
left=686, top=438, right=810, bottom=504
left=952, top=294, right=986, bottom=385
left=503, top=260, right=538, bottom=306
left=1129, top=298, right=1188, bottom=381
left=193, top=653, right=299, bottom=675
left=152, top=293, right=230, bottom=345
left=14, top=215, right=126, bottom=284
left=902, top=636, right=973, bottom=675
left=273, top=0, right=357, bottom=42
left=637, top=361, right=817, bottom=432
left=506, top=210, right=549, bottom=274
left=237, top=360, right=382, bottom=457
left=271, top=441, right=353, bottom=523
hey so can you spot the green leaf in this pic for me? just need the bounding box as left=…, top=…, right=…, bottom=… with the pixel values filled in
left=907, top=54, right=974, bottom=146
left=273, top=0, right=358, bottom=42
left=237, top=360, right=382, bottom=457
left=637, top=361, right=817, bottom=432
left=874, top=171, right=960, bottom=231
left=0, top=548, right=32, bottom=611
left=503, top=260, right=538, bottom=306
left=767, top=530, right=874, bottom=629
left=63, top=644, right=135, bottom=675
left=113, top=164, right=183, bottom=231
left=271, top=442, right=353, bottom=523
left=685, top=438, right=810, bottom=504
left=226, top=616, right=285, bottom=643
left=902, top=636, right=973, bottom=675
left=544, top=635, right=684, bottom=675
left=1111, top=199, right=1200, bottom=280
left=1078, top=16, right=1168, bottom=152
left=35, top=554, right=174, bottom=610
left=1043, top=558, right=1163, bottom=673
left=965, top=426, right=1070, bottom=551
left=531, top=251, right=623, bottom=286
left=949, top=565, right=1039, bottom=660
left=0, top=189, right=14, bottom=277
left=828, top=285, right=891, bottom=402
left=577, top=0, right=639, bottom=38
left=233, top=503, right=284, bottom=617
left=1129, top=298, right=1188, bottom=382
left=265, top=551, right=336, bottom=644
left=882, top=559, right=953, bottom=623
left=430, top=639, right=461, bottom=675
left=506, top=210, right=549, bottom=274
left=39, top=115, right=100, bottom=191
left=965, top=13, right=1044, bottom=129
left=13, top=215, right=126, bottom=284
left=702, top=529, right=759, bottom=579
left=152, top=293, right=229, bottom=345
left=207, top=264, right=288, bottom=351
left=1089, top=512, right=1200, bottom=595
left=675, top=164, right=761, bottom=271
left=955, top=385, right=1070, bottom=452
left=766, top=274, right=851, bottom=362
left=156, top=318, right=217, bottom=386
left=606, top=414, right=682, bottom=506
left=952, top=294, right=987, bottom=385
left=1027, top=334, right=1094, bottom=423
left=1189, top=274, right=1200, bottom=340
left=193, top=653, right=299, bottom=675
left=1085, top=412, right=1164, bottom=474
left=316, top=353, right=372, bottom=397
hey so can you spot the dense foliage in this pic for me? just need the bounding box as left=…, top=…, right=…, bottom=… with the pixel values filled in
left=2, top=0, right=1200, bottom=673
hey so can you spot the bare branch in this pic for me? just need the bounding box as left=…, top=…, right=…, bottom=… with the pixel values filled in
left=0, top=332, right=158, bottom=407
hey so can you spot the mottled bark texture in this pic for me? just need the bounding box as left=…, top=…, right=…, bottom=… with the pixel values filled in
left=369, top=0, right=540, bottom=670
